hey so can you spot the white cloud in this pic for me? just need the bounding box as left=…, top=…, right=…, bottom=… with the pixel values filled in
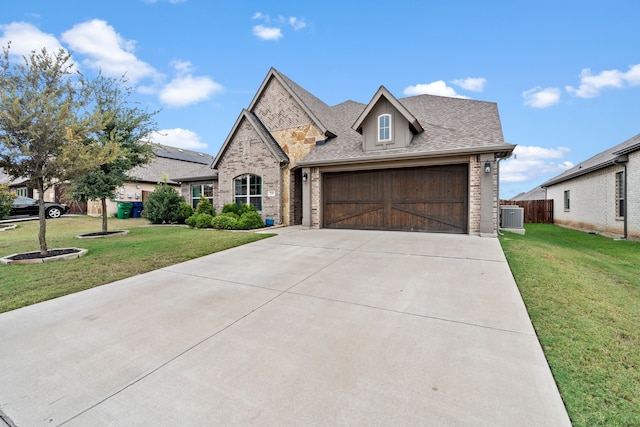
left=566, top=64, right=640, bottom=98
left=452, top=77, right=487, bottom=92
left=0, top=22, right=65, bottom=57
left=252, top=25, right=283, bottom=41
left=149, top=129, right=208, bottom=150
left=158, top=62, right=223, bottom=107
left=61, top=19, right=160, bottom=84
left=523, top=87, right=561, bottom=108
left=289, top=17, right=307, bottom=30
left=403, top=80, right=469, bottom=98
left=500, top=145, right=573, bottom=183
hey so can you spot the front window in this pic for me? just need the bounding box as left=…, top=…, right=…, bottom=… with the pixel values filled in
left=378, top=114, right=391, bottom=142
left=191, top=184, right=214, bottom=209
left=16, top=187, right=28, bottom=197
left=564, top=190, right=570, bottom=210
left=234, top=174, right=262, bottom=210
left=616, top=171, right=625, bottom=217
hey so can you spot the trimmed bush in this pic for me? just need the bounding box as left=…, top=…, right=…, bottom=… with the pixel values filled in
left=142, top=183, right=184, bottom=224
left=221, top=203, right=240, bottom=216
left=177, top=202, right=194, bottom=224
left=237, top=211, right=265, bottom=230
left=211, top=213, right=238, bottom=230
left=185, top=213, right=214, bottom=228
left=195, top=198, right=215, bottom=216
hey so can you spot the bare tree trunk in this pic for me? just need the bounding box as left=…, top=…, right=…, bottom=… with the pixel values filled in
left=36, top=178, right=48, bottom=256
left=101, top=197, right=108, bottom=233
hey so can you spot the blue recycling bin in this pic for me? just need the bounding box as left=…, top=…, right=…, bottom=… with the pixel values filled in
left=131, top=202, right=144, bottom=218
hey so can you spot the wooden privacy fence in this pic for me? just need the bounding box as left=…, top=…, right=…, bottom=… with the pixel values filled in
left=500, top=199, right=554, bottom=224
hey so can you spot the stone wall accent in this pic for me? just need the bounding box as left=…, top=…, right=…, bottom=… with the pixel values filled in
left=250, top=77, right=325, bottom=225
left=216, top=117, right=282, bottom=224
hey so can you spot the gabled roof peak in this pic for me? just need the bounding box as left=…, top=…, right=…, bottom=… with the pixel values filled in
left=352, top=86, right=424, bottom=134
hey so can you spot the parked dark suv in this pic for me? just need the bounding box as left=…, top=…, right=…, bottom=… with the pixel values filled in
left=8, top=196, right=69, bottom=219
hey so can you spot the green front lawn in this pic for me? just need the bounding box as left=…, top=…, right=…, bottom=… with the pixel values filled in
left=0, top=216, right=273, bottom=313
left=500, top=224, right=640, bottom=427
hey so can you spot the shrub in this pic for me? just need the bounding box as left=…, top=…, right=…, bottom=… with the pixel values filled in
left=185, top=213, right=214, bottom=228
left=177, top=201, right=194, bottom=224
left=142, top=183, right=184, bottom=224
left=237, top=211, right=264, bottom=230
left=0, top=184, right=14, bottom=219
left=211, top=213, right=238, bottom=230
left=195, top=198, right=215, bottom=216
left=221, top=203, right=240, bottom=216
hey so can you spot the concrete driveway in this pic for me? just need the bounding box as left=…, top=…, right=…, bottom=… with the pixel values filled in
left=0, top=228, right=570, bottom=426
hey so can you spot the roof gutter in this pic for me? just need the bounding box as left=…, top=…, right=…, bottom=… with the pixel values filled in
left=297, top=143, right=516, bottom=168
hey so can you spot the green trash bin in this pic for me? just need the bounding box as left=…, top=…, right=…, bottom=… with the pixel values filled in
left=117, top=202, right=132, bottom=219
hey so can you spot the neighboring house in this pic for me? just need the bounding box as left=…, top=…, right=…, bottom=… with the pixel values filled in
left=0, top=170, right=32, bottom=198
left=87, top=144, right=214, bottom=216
left=510, top=186, right=547, bottom=201
left=183, top=68, right=515, bottom=235
left=542, top=132, right=639, bottom=240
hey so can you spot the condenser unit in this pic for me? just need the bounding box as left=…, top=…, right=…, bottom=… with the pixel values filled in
left=500, top=206, right=524, bottom=229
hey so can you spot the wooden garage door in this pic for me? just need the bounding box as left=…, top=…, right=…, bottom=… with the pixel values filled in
left=323, top=164, right=468, bottom=233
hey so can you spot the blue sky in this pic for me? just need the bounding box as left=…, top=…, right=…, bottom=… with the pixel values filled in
left=2, top=0, right=639, bottom=199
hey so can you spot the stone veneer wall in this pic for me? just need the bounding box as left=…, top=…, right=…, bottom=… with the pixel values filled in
left=251, top=77, right=325, bottom=225
left=216, top=117, right=282, bottom=223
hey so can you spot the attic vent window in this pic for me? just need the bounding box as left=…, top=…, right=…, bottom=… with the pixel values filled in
left=378, top=114, right=391, bottom=142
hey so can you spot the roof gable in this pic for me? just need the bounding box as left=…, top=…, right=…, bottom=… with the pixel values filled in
left=248, top=68, right=336, bottom=138
left=212, top=109, right=289, bottom=169
left=352, top=86, right=423, bottom=134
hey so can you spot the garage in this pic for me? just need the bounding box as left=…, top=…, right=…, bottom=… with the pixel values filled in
left=322, top=164, right=468, bottom=233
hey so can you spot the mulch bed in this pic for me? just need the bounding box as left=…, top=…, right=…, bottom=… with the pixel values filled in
left=6, top=248, right=81, bottom=261
left=76, top=230, right=128, bottom=239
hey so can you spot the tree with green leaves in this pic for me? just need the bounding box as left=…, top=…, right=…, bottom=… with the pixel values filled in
left=72, top=74, right=157, bottom=233
left=0, top=184, right=14, bottom=219
left=0, top=44, right=118, bottom=255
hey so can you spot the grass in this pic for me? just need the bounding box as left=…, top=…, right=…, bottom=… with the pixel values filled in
left=0, top=216, right=273, bottom=313
left=499, top=224, right=640, bottom=427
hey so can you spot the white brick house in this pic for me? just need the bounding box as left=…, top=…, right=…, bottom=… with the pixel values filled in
left=542, top=133, right=640, bottom=240
left=185, top=68, right=515, bottom=235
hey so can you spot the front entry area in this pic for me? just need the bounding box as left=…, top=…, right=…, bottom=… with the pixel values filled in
left=322, top=164, right=468, bottom=233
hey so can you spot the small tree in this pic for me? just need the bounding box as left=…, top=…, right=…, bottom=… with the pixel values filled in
left=72, top=74, right=157, bottom=233
left=142, top=183, right=183, bottom=224
left=0, top=184, right=14, bottom=219
left=0, top=45, right=116, bottom=255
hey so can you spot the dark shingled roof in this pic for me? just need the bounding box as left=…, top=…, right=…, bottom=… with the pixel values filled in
left=128, top=144, right=214, bottom=184
left=266, top=69, right=512, bottom=166
left=542, top=133, right=640, bottom=187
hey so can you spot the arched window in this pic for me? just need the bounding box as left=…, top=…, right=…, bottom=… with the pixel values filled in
left=378, top=114, right=391, bottom=142
left=234, top=174, right=262, bottom=210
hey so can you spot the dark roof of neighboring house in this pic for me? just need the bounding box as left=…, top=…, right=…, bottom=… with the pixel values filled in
left=0, top=170, right=28, bottom=187
left=128, top=144, right=214, bottom=185
left=262, top=69, right=513, bottom=167
left=510, top=186, right=547, bottom=201
left=542, top=133, right=640, bottom=187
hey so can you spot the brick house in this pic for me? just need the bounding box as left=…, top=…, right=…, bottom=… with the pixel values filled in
left=542, top=133, right=639, bottom=240
left=183, top=68, right=515, bottom=235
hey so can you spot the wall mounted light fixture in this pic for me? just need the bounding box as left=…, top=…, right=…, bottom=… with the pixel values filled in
left=302, top=172, right=308, bottom=182
left=484, top=161, right=491, bottom=174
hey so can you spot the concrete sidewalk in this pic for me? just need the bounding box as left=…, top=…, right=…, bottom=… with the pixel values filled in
left=0, top=228, right=571, bottom=426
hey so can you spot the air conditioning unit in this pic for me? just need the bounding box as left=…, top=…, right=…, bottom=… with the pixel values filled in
left=500, top=206, right=524, bottom=229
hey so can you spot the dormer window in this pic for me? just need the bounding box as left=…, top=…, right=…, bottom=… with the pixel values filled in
left=378, top=114, right=391, bottom=142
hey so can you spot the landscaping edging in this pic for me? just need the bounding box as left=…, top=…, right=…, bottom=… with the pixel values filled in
left=76, top=230, right=129, bottom=239
left=0, top=224, right=17, bottom=232
left=0, top=248, right=88, bottom=265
